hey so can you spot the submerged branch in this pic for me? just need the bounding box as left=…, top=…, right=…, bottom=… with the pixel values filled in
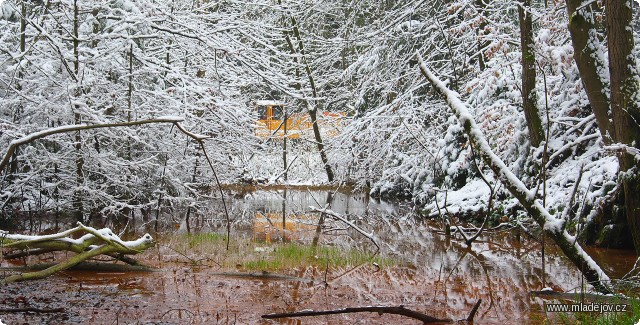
left=263, top=299, right=482, bottom=323
left=310, top=206, right=379, bottom=252
left=262, top=305, right=452, bottom=323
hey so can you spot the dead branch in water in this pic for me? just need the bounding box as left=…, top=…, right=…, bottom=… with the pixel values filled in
left=0, top=307, right=66, bottom=313
left=262, top=299, right=482, bottom=323
left=0, top=222, right=155, bottom=284
left=467, top=299, right=482, bottom=321
left=309, top=206, right=380, bottom=252
left=262, top=305, right=451, bottom=323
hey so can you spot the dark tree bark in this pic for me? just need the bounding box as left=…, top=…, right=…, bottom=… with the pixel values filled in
left=519, top=0, right=545, bottom=147
left=475, top=0, right=490, bottom=71
left=566, top=0, right=614, bottom=143
left=72, top=0, right=84, bottom=221
left=289, top=15, right=335, bottom=182
left=275, top=0, right=334, bottom=182
left=605, top=0, right=640, bottom=253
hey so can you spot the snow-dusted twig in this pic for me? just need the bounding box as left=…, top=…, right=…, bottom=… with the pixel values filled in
left=561, top=164, right=584, bottom=227
left=174, top=122, right=212, bottom=142
left=604, top=144, right=640, bottom=162
left=545, top=133, right=601, bottom=169
left=177, top=124, right=232, bottom=251
left=463, top=141, right=498, bottom=246
left=272, top=155, right=300, bottom=182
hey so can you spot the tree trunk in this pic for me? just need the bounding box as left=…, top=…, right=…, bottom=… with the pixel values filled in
left=289, top=15, right=335, bottom=182
left=519, top=0, right=545, bottom=147
left=475, top=0, right=490, bottom=71
left=276, top=0, right=335, bottom=182
left=8, top=1, right=28, bottom=182
left=566, top=0, right=613, bottom=143
left=605, top=0, right=640, bottom=253
left=72, top=0, right=84, bottom=221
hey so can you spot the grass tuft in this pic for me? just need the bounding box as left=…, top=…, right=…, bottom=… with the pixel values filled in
left=241, top=243, right=392, bottom=271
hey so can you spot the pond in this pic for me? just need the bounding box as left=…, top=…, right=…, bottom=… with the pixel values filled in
left=1, top=187, right=637, bottom=324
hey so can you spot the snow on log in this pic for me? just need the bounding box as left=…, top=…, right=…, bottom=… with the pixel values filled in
left=416, top=52, right=612, bottom=293
left=1, top=222, right=155, bottom=284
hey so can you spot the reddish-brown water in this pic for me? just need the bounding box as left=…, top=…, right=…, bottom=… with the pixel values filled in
left=1, top=189, right=637, bottom=324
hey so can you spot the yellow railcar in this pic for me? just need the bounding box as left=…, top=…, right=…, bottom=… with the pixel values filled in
left=255, top=100, right=344, bottom=140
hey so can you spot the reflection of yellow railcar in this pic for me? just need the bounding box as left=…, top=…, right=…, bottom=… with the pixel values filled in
left=255, top=100, right=345, bottom=140
left=253, top=211, right=318, bottom=243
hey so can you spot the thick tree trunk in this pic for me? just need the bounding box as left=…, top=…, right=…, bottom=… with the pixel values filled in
left=417, top=54, right=611, bottom=293
left=566, top=0, right=614, bottom=143
left=519, top=0, right=545, bottom=147
left=605, top=0, right=640, bottom=253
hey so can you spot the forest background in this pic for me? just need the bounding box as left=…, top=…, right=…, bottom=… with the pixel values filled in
left=0, top=0, right=639, bottom=284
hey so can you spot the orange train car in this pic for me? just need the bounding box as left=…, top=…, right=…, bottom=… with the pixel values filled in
left=255, top=100, right=345, bottom=140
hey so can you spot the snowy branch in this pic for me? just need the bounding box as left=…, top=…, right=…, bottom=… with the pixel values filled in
left=0, top=117, right=185, bottom=176
left=417, top=52, right=612, bottom=293
left=604, top=144, right=640, bottom=162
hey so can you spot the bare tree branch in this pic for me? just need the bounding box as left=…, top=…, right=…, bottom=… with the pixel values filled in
left=0, top=117, right=185, bottom=176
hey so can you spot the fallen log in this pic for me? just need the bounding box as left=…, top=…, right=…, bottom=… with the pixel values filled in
left=262, top=299, right=482, bottom=323
left=0, top=261, right=157, bottom=273
left=0, top=223, right=155, bottom=284
left=416, top=53, right=612, bottom=294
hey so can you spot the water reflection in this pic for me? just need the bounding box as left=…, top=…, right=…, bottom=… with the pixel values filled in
left=1, top=188, right=636, bottom=324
